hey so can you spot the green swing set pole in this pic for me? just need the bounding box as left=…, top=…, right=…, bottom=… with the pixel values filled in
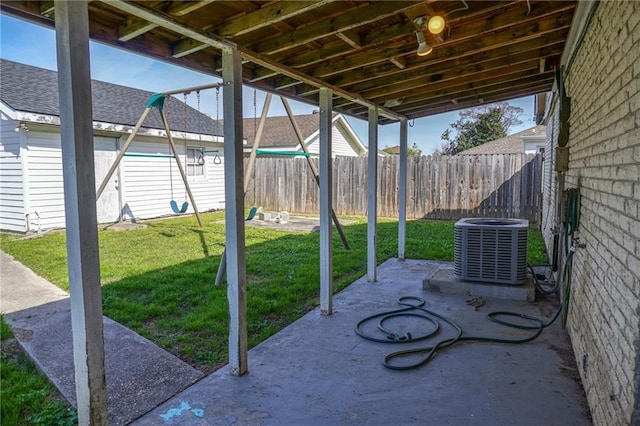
left=158, top=108, right=204, bottom=228
left=216, top=92, right=272, bottom=285
left=244, top=93, right=272, bottom=194
left=281, top=97, right=350, bottom=250
left=96, top=106, right=153, bottom=200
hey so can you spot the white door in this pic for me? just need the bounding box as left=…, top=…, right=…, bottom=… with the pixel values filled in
left=94, top=136, right=121, bottom=223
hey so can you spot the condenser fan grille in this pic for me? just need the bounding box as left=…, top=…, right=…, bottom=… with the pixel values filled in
left=454, top=218, right=528, bottom=285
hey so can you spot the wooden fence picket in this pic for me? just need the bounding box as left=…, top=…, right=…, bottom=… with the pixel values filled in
left=245, top=153, right=542, bottom=222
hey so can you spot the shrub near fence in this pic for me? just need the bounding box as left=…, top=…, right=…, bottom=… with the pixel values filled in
left=246, top=153, right=542, bottom=223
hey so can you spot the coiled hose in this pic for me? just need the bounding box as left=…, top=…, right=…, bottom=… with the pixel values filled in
left=355, top=295, right=562, bottom=371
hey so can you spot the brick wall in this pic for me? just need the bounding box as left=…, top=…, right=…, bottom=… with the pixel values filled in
left=543, top=2, right=640, bottom=424
left=541, top=98, right=559, bottom=255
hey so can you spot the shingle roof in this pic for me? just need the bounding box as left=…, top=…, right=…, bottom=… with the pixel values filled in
left=0, top=59, right=220, bottom=136
left=458, top=125, right=546, bottom=155
left=241, top=113, right=321, bottom=148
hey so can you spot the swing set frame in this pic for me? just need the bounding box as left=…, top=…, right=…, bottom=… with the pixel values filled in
left=95, top=82, right=225, bottom=228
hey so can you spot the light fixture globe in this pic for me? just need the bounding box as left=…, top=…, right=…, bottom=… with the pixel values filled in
left=427, top=15, right=445, bottom=35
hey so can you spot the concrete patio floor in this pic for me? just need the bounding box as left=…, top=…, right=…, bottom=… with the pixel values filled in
left=133, top=258, right=591, bottom=425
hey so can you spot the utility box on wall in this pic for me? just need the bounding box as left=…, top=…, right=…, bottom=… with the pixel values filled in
left=555, top=146, right=570, bottom=172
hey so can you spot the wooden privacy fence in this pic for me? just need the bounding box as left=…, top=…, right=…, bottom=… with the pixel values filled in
left=245, top=153, right=543, bottom=222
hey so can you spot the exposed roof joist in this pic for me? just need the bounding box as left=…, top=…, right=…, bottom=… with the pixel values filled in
left=0, top=0, right=577, bottom=123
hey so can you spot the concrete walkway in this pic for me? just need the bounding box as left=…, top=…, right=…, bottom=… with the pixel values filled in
left=0, top=251, right=204, bottom=426
left=1, top=251, right=591, bottom=425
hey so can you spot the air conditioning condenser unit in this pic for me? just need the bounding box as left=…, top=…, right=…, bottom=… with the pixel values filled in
left=454, top=218, right=528, bottom=285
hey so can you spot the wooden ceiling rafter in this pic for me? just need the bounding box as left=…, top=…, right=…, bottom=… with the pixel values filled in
left=101, top=0, right=404, bottom=121
left=388, top=71, right=557, bottom=113
left=0, top=0, right=578, bottom=123
left=340, top=69, right=555, bottom=117
left=338, top=33, right=568, bottom=96
left=249, top=1, right=420, bottom=55
left=118, top=0, right=216, bottom=42
left=171, top=1, right=333, bottom=59
left=307, top=7, right=574, bottom=81
left=341, top=42, right=566, bottom=105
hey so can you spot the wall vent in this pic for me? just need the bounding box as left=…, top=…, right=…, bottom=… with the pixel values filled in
left=454, top=218, right=528, bottom=285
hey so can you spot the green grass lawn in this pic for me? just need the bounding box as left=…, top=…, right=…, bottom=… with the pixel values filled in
left=0, top=212, right=546, bottom=372
left=0, top=316, right=77, bottom=425
left=0, top=213, right=547, bottom=375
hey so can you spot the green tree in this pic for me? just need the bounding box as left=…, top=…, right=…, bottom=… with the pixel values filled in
left=440, top=102, right=523, bottom=154
left=381, top=143, right=422, bottom=157
left=408, top=142, right=422, bottom=157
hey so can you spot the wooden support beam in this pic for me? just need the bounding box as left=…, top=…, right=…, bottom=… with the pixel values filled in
left=319, top=87, right=333, bottom=315
left=398, top=117, right=408, bottom=261
left=167, top=0, right=217, bottom=17
left=367, top=106, right=378, bottom=282
left=119, top=16, right=157, bottom=42
left=41, top=1, right=55, bottom=17
left=222, top=46, right=247, bottom=377
left=172, top=37, right=209, bottom=58
left=336, top=31, right=362, bottom=49
left=389, top=56, right=406, bottom=70
left=54, top=1, right=108, bottom=423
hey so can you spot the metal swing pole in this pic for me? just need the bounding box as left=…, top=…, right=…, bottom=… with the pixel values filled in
left=158, top=108, right=204, bottom=228
left=96, top=106, right=153, bottom=200
left=281, top=97, right=350, bottom=250
left=215, top=92, right=272, bottom=285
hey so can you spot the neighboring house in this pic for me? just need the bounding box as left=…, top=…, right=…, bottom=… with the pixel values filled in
left=382, top=145, right=401, bottom=155
left=458, top=125, right=546, bottom=155
left=242, top=112, right=366, bottom=158
left=0, top=59, right=225, bottom=233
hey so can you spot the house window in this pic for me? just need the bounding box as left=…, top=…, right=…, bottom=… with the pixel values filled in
left=186, top=147, right=204, bottom=177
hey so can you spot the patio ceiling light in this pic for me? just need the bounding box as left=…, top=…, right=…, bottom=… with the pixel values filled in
left=413, top=15, right=445, bottom=56
left=415, top=31, right=432, bottom=56
left=427, top=15, right=445, bottom=35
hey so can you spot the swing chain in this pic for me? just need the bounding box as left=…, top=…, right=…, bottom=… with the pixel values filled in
left=253, top=89, right=257, bottom=205
left=196, top=90, right=205, bottom=166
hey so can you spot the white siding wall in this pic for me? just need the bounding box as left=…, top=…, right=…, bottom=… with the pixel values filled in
left=120, top=139, right=225, bottom=221
left=306, top=122, right=362, bottom=157
left=24, top=130, right=66, bottom=230
left=0, top=116, right=26, bottom=232
left=4, top=128, right=226, bottom=231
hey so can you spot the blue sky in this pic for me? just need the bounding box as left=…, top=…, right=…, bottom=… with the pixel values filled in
left=1, top=14, right=537, bottom=154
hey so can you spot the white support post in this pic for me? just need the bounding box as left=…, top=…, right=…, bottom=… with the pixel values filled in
left=367, top=106, right=378, bottom=282
left=54, top=1, right=108, bottom=424
left=222, top=46, right=247, bottom=376
left=398, top=117, right=408, bottom=261
left=319, top=88, right=333, bottom=315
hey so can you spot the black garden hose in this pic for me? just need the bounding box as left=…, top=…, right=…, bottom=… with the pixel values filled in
left=355, top=296, right=562, bottom=371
